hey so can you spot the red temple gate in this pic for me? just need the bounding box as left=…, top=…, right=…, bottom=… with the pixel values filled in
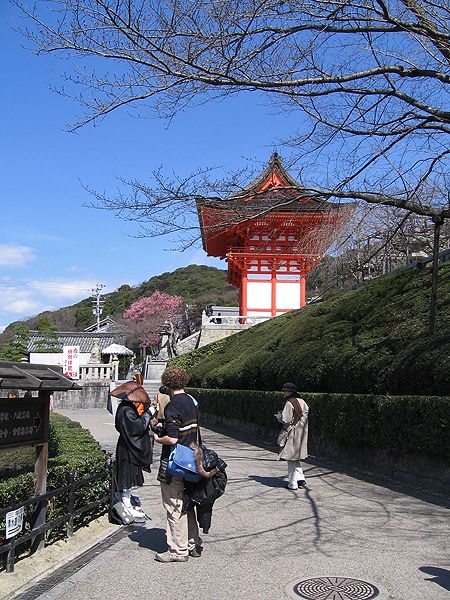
left=197, top=153, right=354, bottom=318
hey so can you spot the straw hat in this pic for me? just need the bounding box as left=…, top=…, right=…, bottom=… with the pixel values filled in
left=111, top=380, right=150, bottom=404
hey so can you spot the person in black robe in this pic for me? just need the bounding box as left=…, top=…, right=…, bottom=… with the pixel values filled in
left=112, top=375, right=155, bottom=518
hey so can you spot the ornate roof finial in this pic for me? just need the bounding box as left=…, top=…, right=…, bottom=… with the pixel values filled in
left=270, top=150, right=281, bottom=164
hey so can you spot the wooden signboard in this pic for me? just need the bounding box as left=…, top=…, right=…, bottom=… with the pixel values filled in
left=0, top=397, right=48, bottom=449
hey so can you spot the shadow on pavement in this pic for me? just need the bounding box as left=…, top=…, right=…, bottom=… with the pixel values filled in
left=128, top=527, right=167, bottom=552
left=419, top=566, right=450, bottom=592
left=304, top=486, right=322, bottom=548
left=203, top=421, right=450, bottom=509
left=248, top=475, right=286, bottom=488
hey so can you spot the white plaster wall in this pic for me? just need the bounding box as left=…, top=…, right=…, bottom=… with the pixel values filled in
left=276, top=282, right=301, bottom=309
left=247, top=281, right=271, bottom=310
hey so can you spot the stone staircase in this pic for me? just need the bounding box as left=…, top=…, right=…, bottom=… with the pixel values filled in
left=176, top=330, right=201, bottom=354
left=142, top=380, right=161, bottom=399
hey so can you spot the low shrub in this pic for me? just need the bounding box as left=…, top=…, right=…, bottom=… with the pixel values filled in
left=189, top=388, right=450, bottom=463
left=0, top=413, right=109, bottom=565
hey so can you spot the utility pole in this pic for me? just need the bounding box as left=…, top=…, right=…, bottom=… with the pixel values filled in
left=91, top=284, right=105, bottom=331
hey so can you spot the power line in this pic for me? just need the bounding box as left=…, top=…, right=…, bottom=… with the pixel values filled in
left=0, top=280, right=96, bottom=292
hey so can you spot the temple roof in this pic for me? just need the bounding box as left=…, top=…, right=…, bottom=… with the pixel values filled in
left=28, top=331, right=125, bottom=353
left=230, top=152, right=303, bottom=199
left=197, top=153, right=341, bottom=212
left=84, top=316, right=121, bottom=333
left=196, top=153, right=352, bottom=257
left=0, top=361, right=81, bottom=391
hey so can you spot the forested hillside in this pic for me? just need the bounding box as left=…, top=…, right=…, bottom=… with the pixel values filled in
left=0, top=265, right=237, bottom=345
left=173, top=264, right=450, bottom=396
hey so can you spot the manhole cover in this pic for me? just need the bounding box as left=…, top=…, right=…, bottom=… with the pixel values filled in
left=293, top=577, right=379, bottom=600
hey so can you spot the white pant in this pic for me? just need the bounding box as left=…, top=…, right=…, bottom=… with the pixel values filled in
left=287, top=461, right=305, bottom=489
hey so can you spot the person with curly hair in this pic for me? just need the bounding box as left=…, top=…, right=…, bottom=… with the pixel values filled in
left=153, top=366, right=203, bottom=562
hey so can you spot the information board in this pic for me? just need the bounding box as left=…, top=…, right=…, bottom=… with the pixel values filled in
left=0, top=399, right=47, bottom=449
left=63, top=345, right=80, bottom=379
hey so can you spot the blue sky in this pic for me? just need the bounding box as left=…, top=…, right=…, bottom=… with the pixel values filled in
left=1, top=3, right=296, bottom=331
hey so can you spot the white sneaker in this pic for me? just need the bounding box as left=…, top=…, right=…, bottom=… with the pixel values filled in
left=125, top=506, right=147, bottom=520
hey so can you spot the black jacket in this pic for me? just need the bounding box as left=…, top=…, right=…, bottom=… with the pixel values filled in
left=115, top=402, right=153, bottom=468
left=183, top=446, right=227, bottom=533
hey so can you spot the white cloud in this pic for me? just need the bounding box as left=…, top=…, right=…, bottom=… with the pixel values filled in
left=0, top=278, right=111, bottom=325
left=0, top=244, right=36, bottom=267
left=0, top=286, right=40, bottom=316
left=4, top=298, right=41, bottom=314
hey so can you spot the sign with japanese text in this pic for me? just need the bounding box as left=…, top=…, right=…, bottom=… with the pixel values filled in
left=63, top=345, right=80, bottom=379
left=6, top=506, right=24, bottom=539
left=0, top=399, right=47, bottom=448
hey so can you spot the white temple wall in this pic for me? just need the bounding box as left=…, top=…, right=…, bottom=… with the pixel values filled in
left=276, top=281, right=301, bottom=310
left=245, top=279, right=301, bottom=315
left=247, top=281, right=271, bottom=312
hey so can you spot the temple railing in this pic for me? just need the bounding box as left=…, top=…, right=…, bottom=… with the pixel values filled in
left=79, top=362, right=119, bottom=381
left=201, top=314, right=270, bottom=327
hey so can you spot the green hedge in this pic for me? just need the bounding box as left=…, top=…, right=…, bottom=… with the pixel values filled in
left=189, top=388, right=450, bottom=463
left=173, top=265, right=450, bottom=395
left=0, top=413, right=109, bottom=563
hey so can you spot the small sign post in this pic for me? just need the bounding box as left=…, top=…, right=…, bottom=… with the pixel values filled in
left=31, top=390, right=50, bottom=553
left=0, top=398, right=46, bottom=448
left=6, top=506, right=25, bottom=539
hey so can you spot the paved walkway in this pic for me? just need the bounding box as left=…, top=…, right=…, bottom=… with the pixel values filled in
left=4, top=409, right=450, bottom=600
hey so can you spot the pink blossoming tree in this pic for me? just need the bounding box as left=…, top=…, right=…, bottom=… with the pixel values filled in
left=123, top=291, right=185, bottom=350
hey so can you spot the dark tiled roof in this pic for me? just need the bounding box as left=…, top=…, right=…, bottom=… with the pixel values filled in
left=0, top=361, right=81, bottom=391
left=210, top=153, right=340, bottom=210
left=28, top=331, right=125, bottom=353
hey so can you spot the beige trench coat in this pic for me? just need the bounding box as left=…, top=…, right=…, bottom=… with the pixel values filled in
left=277, top=397, right=309, bottom=461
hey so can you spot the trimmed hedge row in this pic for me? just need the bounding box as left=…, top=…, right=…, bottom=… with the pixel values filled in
left=173, top=265, right=450, bottom=395
left=189, top=388, right=450, bottom=463
left=0, top=413, right=109, bottom=559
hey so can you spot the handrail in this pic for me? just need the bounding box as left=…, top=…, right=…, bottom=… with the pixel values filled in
left=0, top=456, right=113, bottom=573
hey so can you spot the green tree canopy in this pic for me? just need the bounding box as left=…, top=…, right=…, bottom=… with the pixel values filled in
left=0, top=324, right=31, bottom=362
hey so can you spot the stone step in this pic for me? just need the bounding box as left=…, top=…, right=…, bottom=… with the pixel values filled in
left=143, top=380, right=161, bottom=399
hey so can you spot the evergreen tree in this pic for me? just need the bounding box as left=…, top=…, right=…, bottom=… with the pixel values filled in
left=33, top=319, right=62, bottom=353
left=0, top=325, right=31, bottom=361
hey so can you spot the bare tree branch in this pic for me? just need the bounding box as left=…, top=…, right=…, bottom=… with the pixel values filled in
left=13, top=0, right=450, bottom=242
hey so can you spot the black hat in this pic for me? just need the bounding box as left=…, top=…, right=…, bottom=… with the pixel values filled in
left=281, top=382, right=297, bottom=392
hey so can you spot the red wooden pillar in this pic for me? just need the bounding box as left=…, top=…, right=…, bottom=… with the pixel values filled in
left=241, top=272, right=248, bottom=317
left=300, top=275, right=306, bottom=308
left=271, top=271, right=277, bottom=316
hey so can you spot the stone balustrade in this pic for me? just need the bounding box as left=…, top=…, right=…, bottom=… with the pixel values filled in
left=79, top=361, right=119, bottom=381
left=201, top=313, right=270, bottom=327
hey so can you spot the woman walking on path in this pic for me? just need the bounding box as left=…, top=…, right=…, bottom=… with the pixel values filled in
left=277, top=382, right=309, bottom=490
